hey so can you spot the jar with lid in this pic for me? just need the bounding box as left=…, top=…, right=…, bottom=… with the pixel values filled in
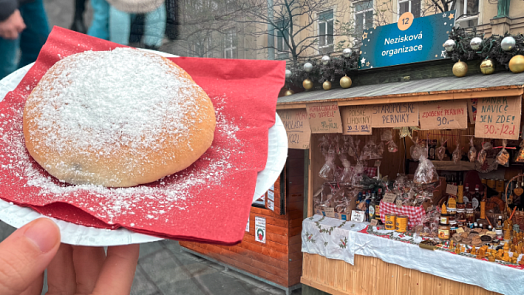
left=438, top=223, right=451, bottom=240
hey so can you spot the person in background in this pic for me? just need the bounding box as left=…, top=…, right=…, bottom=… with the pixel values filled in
left=108, top=0, right=166, bottom=50
left=87, top=0, right=111, bottom=40
left=70, top=0, right=87, bottom=34
left=0, top=0, right=50, bottom=79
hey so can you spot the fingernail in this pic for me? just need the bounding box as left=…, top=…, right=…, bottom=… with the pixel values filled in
left=24, top=218, right=60, bottom=253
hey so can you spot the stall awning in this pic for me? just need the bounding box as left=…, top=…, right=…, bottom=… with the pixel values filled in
left=277, top=72, right=524, bottom=109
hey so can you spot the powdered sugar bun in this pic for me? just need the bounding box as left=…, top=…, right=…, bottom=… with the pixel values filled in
left=23, top=48, right=216, bottom=187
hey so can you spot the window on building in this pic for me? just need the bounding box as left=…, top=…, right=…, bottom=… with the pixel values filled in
left=454, top=0, right=479, bottom=28
left=194, top=37, right=213, bottom=58
left=275, top=18, right=290, bottom=59
left=355, top=0, right=373, bottom=41
left=318, top=9, right=334, bottom=54
left=224, top=28, right=237, bottom=58
left=398, top=0, right=421, bottom=18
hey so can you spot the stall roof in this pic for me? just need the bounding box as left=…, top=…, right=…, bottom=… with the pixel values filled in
left=277, top=72, right=524, bottom=109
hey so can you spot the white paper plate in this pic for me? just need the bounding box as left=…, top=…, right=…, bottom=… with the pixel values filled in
left=0, top=50, right=287, bottom=246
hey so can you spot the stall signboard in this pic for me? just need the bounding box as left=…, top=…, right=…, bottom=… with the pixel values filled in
left=371, top=102, right=419, bottom=127
left=359, top=11, right=455, bottom=69
left=341, top=105, right=373, bottom=135
left=306, top=102, right=343, bottom=133
left=278, top=109, right=311, bottom=149
left=474, top=96, right=521, bottom=140
left=255, top=217, right=266, bottom=243
left=419, top=100, right=468, bottom=130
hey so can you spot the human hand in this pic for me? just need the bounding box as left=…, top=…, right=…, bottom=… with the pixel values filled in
left=0, top=9, right=26, bottom=39
left=0, top=218, right=61, bottom=295
left=45, top=243, right=140, bottom=295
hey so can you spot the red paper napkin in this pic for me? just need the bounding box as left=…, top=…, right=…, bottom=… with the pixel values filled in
left=0, top=27, right=285, bottom=245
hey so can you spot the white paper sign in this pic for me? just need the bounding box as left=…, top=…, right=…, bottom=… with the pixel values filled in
left=351, top=210, right=366, bottom=222
left=268, top=190, right=275, bottom=201
left=255, top=217, right=266, bottom=243
left=245, top=215, right=250, bottom=232
left=267, top=199, right=274, bottom=211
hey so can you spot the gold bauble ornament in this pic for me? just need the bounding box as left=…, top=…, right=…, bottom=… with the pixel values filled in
left=509, top=55, right=524, bottom=73
left=340, top=75, right=352, bottom=88
left=303, top=78, right=313, bottom=90
left=323, top=81, right=332, bottom=90
left=480, top=59, right=495, bottom=75
left=284, top=89, right=294, bottom=96
left=452, top=60, right=468, bottom=77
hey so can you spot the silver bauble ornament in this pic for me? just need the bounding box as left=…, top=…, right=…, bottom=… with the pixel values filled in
left=285, top=69, right=292, bottom=79
left=343, top=48, right=352, bottom=58
left=443, top=39, right=456, bottom=52
left=501, top=36, right=516, bottom=51
left=321, top=55, right=330, bottom=65
left=470, top=37, right=482, bottom=51
left=303, top=62, right=313, bottom=73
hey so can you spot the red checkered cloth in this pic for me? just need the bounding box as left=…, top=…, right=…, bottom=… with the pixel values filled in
left=379, top=201, right=426, bottom=229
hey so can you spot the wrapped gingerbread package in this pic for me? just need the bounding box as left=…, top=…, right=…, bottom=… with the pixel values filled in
left=468, top=137, right=477, bottom=162
left=496, top=139, right=510, bottom=166
left=414, top=155, right=439, bottom=184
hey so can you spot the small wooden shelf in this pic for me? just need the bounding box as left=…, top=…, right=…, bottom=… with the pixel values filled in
left=431, top=160, right=476, bottom=171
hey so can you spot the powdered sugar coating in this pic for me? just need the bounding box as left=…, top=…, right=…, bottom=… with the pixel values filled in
left=23, top=48, right=216, bottom=187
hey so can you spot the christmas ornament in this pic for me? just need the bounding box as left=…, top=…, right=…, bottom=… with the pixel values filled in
left=323, top=80, right=331, bottom=90
left=501, top=36, right=516, bottom=51
left=480, top=59, right=495, bottom=75
left=321, top=55, right=330, bottom=65
left=443, top=39, right=456, bottom=52
left=394, top=126, right=420, bottom=140
left=340, top=75, right=352, bottom=88
left=285, top=69, right=292, bottom=79
left=304, top=62, right=313, bottom=73
left=509, top=55, right=524, bottom=73
left=303, top=78, right=313, bottom=90
left=470, top=37, right=482, bottom=51
left=452, top=60, right=468, bottom=77
left=284, top=89, right=294, bottom=96
left=343, top=48, right=352, bottom=57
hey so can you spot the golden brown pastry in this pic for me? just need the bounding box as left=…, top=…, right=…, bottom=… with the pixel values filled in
left=23, top=48, right=216, bottom=187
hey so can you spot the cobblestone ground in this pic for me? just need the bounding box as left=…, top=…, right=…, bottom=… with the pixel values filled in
left=0, top=1, right=302, bottom=294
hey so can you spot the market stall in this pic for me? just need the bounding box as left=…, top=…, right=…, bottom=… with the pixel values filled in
left=278, top=69, right=524, bottom=295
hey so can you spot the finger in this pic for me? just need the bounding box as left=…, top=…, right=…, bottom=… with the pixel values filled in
left=5, top=29, right=18, bottom=40
left=20, top=272, right=43, bottom=295
left=72, top=246, right=105, bottom=294
left=91, top=245, right=139, bottom=295
left=46, top=244, right=76, bottom=295
left=0, top=218, right=60, bottom=295
left=17, top=23, right=26, bottom=33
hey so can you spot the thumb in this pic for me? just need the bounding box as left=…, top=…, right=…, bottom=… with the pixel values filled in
left=0, top=218, right=61, bottom=295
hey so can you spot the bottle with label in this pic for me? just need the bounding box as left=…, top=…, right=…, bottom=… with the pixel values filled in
left=472, top=185, right=481, bottom=211
left=374, top=189, right=382, bottom=223
left=464, top=184, right=470, bottom=203
left=438, top=203, right=451, bottom=240
left=456, top=185, right=466, bottom=227
left=466, top=200, right=475, bottom=223
left=368, top=194, right=376, bottom=222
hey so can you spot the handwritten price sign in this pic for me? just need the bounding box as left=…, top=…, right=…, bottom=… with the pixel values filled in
left=419, top=100, right=467, bottom=130
left=277, top=109, right=311, bottom=149
left=341, top=105, right=372, bottom=135
left=474, top=96, right=521, bottom=140
left=306, top=102, right=343, bottom=133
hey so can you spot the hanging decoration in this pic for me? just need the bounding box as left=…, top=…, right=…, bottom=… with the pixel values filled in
left=323, top=80, right=332, bottom=90
left=340, top=75, right=352, bottom=89
left=480, top=58, right=495, bottom=75
left=322, top=55, right=331, bottom=65
left=343, top=48, right=352, bottom=57
left=501, top=36, right=516, bottom=51
left=453, top=60, right=468, bottom=77
left=443, top=39, right=456, bottom=52
left=509, top=55, right=524, bottom=73
left=284, top=89, right=294, bottom=96
left=303, top=78, right=313, bottom=90
left=285, top=69, right=292, bottom=79
left=470, top=37, right=482, bottom=51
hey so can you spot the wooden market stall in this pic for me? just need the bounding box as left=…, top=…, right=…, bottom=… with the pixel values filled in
left=180, top=149, right=306, bottom=294
left=277, top=70, right=524, bottom=295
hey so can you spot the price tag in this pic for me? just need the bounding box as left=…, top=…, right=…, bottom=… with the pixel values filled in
left=446, top=184, right=458, bottom=196
left=324, top=207, right=335, bottom=218
left=374, top=160, right=381, bottom=167
left=383, top=193, right=397, bottom=203
left=396, top=199, right=403, bottom=208
left=370, top=219, right=379, bottom=226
